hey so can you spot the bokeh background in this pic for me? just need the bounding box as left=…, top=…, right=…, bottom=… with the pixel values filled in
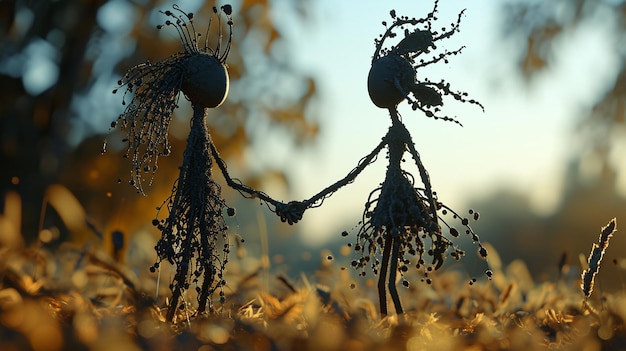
left=1, top=0, right=625, bottom=288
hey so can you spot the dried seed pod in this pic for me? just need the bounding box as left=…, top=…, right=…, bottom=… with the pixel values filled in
left=366, top=3, right=483, bottom=124
left=367, top=55, right=415, bottom=108
left=182, top=53, right=229, bottom=108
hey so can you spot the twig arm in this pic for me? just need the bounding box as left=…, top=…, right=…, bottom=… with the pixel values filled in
left=276, top=138, right=386, bottom=224
left=208, top=141, right=307, bottom=222
left=209, top=141, right=277, bottom=204
left=301, top=138, right=386, bottom=209
left=210, top=135, right=386, bottom=225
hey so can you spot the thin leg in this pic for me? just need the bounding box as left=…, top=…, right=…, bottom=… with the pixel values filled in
left=378, top=235, right=393, bottom=317
left=388, top=238, right=404, bottom=314
left=196, top=260, right=213, bottom=314
left=166, top=290, right=181, bottom=322
left=166, top=262, right=188, bottom=322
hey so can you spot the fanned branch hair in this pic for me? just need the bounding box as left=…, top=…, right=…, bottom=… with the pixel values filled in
left=104, top=5, right=234, bottom=194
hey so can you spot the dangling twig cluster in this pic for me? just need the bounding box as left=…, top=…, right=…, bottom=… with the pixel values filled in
left=104, top=4, right=234, bottom=195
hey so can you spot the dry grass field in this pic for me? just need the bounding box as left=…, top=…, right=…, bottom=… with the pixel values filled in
left=0, top=202, right=625, bottom=350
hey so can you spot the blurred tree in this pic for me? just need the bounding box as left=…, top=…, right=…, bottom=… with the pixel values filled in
left=472, top=0, right=626, bottom=285
left=502, top=0, right=626, bottom=180
left=0, top=0, right=319, bottom=241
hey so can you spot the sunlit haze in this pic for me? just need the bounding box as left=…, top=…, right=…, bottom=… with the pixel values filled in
left=245, top=0, right=621, bottom=245
left=83, top=0, right=622, bottom=246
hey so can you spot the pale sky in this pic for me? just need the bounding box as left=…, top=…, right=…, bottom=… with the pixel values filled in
left=242, top=0, right=621, bottom=245
left=22, top=0, right=617, bottom=247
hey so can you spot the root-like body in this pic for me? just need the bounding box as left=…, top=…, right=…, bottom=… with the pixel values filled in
left=152, top=106, right=229, bottom=321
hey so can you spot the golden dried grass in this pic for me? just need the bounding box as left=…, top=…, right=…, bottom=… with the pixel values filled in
left=1, top=190, right=625, bottom=351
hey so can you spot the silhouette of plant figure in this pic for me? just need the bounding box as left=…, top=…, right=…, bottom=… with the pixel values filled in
left=104, top=4, right=297, bottom=321
left=282, top=1, right=490, bottom=317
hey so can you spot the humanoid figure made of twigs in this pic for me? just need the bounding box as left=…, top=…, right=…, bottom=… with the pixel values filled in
left=106, top=5, right=301, bottom=322
left=278, top=1, right=492, bottom=317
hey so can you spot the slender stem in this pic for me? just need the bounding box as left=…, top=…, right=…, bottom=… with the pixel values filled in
left=378, top=235, right=393, bottom=318
left=388, top=238, right=403, bottom=314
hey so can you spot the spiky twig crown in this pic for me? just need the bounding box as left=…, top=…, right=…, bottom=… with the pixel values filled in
left=157, top=4, right=233, bottom=62
left=367, top=1, right=484, bottom=124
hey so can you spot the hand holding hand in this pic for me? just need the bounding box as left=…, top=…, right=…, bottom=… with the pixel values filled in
left=275, top=200, right=307, bottom=225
